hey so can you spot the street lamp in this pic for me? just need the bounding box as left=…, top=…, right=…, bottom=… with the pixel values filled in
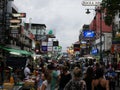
left=86, top=7, right=103, bottom=62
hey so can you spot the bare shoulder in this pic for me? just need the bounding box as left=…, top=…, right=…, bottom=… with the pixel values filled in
left=92, top=79, right=99, bottom=85
left=100, top=79, right=109, bottom=87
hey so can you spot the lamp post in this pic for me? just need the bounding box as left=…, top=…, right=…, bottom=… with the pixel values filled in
left=86, top=7, right=103, bottom=62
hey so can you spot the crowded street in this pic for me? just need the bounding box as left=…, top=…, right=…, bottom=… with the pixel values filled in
left=0, top=0, right=120, bottom=90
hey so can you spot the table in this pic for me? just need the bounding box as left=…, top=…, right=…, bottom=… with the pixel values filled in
left=115, top=70, right=120, bottom=87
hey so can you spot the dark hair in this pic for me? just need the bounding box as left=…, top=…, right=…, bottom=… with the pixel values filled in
left=47, top=64, right=54, bottom=70
left=27, top=64, right=31, bottom=67
left=44, top=71, right=51, bottom=83
left=62, top=66, right=68, bottom=72
left=86, top=67, right=94, bottom=77
left=95, top=68, right=104, bottom=79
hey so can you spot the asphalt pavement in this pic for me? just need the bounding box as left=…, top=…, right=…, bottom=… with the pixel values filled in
left=116, top=86, right=120, bottom=90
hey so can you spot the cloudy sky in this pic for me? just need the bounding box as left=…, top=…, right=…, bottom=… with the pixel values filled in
left=14, top=0, right=95, bottom=52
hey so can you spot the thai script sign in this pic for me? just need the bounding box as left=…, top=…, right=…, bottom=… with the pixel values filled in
left=82, top=0, right=102, bottom=6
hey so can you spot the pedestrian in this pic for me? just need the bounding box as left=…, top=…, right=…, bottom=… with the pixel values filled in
left=58, top=66, right=72, bottom=90
left=92, top=68, right=109, bottom=90
left=24, top=64, right=32, bottom=79
left=64, top=67, right=86, bottom=90
left=47, top=63, right=59, bottom=90
left=38, top=71, right=51, bottom=90
left=84, top=67, right=94, bottom=90
left=105, top=66, right=117, bottom=90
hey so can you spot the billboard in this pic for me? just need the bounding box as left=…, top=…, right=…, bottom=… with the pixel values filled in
left=83, top=30, right=95, bottom=38
left=91, top=49, right=98, bottom=54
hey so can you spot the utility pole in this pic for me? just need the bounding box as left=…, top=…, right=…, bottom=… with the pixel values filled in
left=99, top=8, right=102, bottom=62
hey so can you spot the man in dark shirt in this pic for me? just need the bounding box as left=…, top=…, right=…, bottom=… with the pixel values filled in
left=58, top=66, right=72, bottom=90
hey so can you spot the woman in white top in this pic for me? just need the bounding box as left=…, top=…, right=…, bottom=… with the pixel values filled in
left=38, top=71, right=51, bottom=90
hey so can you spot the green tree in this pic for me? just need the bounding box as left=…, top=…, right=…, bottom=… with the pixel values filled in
left=101, top=0, right=120, bottom=26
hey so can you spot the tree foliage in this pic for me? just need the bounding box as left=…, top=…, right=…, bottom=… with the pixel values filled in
left=101, top=0, right=120, bottom=26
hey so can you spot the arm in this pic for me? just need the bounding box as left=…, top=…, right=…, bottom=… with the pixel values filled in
left=41, top=83, right=46, bottom=90
left=91, top=80, right=94, bottom=90
left=106, top=80, right=109, bottom=90
left=81, top=80, right=87, bottom=90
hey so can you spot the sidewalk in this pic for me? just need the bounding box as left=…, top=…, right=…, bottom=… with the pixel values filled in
left=116, top=86, right=120, bottom=90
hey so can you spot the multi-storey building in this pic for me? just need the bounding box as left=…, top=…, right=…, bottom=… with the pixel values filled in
left=0, top=1, right=33, bottom=57
left=89, top=8, right=112, bottom=52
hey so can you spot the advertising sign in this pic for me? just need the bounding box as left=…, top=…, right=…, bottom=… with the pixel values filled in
left=74, top=44, right=80, bottom=51
left=82, top=0, right=102, bottom=6
left=10, top=25, right=20, bottom=28
left=47, top=46, right=53, bottom=52
left=42, top=41, right=47, bottom=46
left=48, top=41, right=53, bottom=46
left=41, top=46, right=47, bottom=52
left=10, top=19, right=21, bottom=24
left=12, top=13, right=26, bottom=18
left=91, top=49, right=98, bottom=54
left=83, top=30, right=95, bottom=38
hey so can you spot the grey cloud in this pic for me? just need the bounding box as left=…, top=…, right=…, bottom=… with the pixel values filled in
left=14, top=0, right=94, bottom=51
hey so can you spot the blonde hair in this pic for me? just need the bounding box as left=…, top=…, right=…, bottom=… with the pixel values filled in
left=73, top=67, right=82, bottom=77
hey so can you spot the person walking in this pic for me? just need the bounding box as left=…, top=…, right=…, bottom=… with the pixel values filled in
left=58, top=66, right=72, bottom=90
left=84, top=67, right=94, bottom=90
left=92, top=68, right=109, bottom=90
left=38, top=71, right=51, bottom=90
left=64, top=67, right=86, bottom=90
left=24, top=64, right=32, bottom=80
left=47, top=63, right=59, bottom=90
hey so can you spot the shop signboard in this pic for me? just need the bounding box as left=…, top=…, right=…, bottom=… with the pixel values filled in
left=10, top=19, right=21, bottom=24
left=91, top=48, right=98, bottom=54
left=10, top=25, right=20, bottom=28
left=42, top=41, right=47, bottom=46
left=12, top=13, right=26, bottom=18
left=47, top=46, right=53, bottom=52
left=41, top=46, right=47, bottom=52
left=81, top=0, right=102, bottom=6
left=10, top=29, right=19, bottom=34
left=48, top=41, right=53, bottom=46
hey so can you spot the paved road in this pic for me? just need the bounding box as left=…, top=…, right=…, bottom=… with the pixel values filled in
left=116, top=86, right=120, bottom=90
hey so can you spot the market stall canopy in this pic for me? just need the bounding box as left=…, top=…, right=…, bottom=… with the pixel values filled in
left=0, top=45, right=33, bottom=55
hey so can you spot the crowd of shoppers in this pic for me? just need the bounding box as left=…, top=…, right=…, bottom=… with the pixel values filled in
left=21, top=56, right=120, bottom=90
left=1, top=54, right=120, bottom=90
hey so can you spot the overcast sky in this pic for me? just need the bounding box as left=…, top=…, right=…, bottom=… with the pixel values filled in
left=14, top=0, right=95, bottom=52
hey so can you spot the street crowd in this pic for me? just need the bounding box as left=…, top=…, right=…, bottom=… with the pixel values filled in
left=23, top=56, right=120, bottom=90
left=1, top=56, right=120, bottom=90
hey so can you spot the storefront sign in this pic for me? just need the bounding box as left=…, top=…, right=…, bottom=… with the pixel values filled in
left=82, top=0, right=102, bottom=6
left=12, top=13, right=26, bottom=18
left=10, top=19, right=21, bottom=24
